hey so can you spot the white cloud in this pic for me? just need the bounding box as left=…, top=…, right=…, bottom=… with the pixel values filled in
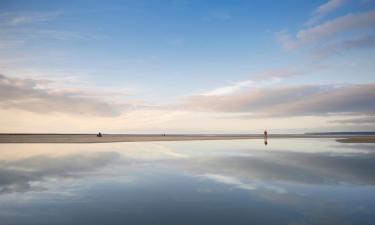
left=198, top=68, right=303, bottom=96
left=200, top=80, right=253, bottom=96
left=305, top=0, right=348, bottom=26
left=278, top=9, right=375, bottom=50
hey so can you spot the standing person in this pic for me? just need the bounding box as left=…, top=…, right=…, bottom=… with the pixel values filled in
left=264, top=130, right=268, bottom=146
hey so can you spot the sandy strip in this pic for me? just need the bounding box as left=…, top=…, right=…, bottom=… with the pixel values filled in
left=0, top=134, right=264, bottom=143
left=0, top=134, right=374, bottom=143
left=336, top=136, right=375, bottom=143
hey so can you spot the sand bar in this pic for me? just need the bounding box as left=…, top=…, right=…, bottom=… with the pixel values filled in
left=0, top=134, right=374, bottom=143
left=336, top=136, right=375, bottom=143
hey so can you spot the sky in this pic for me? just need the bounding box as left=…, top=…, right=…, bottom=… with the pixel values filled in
left=0, top=0, right=375, bottom=133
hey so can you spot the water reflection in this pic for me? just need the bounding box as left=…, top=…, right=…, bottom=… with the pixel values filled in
left=186, top=151, right=375, bottom=185
left=0, top=139, right=374, bottom=225
left=0, top=152, right=121, bottom=194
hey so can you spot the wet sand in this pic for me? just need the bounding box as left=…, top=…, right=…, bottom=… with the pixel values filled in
left=336, top=136, right=375, bottom=143
left=0, top=134, right=263, bottom=143
left=0, top=133, right=374, bottom=143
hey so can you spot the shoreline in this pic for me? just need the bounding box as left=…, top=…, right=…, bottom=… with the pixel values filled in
left=336, top=136, right=375, bottom=143
left=0, top=134, right=374, bottom=143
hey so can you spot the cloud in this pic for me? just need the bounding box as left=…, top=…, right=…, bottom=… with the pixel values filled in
left=255, top=68, right=304, bottom=80
left=316, top=0, right=347, bottom=15
left=305, top=0, right=348, bottom=26
left=0, top=11, right=62, bottom=26
left=312, top=34, right=375, bottom=59
left=179, top=83, right=375, bottom=117
left=0, top=74, right=122, bottom=117
left=198, top=68, right=304, bottom=96
left=0, top=11, right=106, bottom=50
left=278, top=9, right=375, bottom=50
left=0, top=27, right=89, bottom=43
left=200, top=80, right=254, bottom=96
left=330, top=115, right=375, bottom=124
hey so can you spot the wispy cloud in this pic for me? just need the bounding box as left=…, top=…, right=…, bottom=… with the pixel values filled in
left=198, top=67, right=304, bottom=97
left=305, top=0, right=349, bottom=26
left=178, top=83, right=375, bottom=117
left=0, top=74, right=123, bottom=117
left=330, top=115, right=375, bottom=124
left=0, top=11, right=62, bottom=26
left=277, top=9, right=375, bottom=50
left=200, top=80, right=253, bottom=96
left=316, top=0, right=347, bottom=14
left=0, top=11, right=106, bottom=52
left=0, top=27, right=90, bottom=44
left=311, top=34, right=375, bottom=59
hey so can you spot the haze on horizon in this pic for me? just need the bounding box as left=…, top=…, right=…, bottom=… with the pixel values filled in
left=0, top=0, right=374, bottom=133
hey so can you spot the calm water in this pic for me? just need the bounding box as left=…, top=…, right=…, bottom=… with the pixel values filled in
left=0, top=139, right=375, bottom=225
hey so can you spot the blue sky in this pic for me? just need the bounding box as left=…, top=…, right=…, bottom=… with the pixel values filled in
left=0, top=0, right=375, bottom=133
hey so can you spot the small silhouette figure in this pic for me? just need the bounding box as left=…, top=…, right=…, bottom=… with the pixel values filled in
left=264, top=130, right=268, bottom=146
left=97, top=132, right=102, bottom=137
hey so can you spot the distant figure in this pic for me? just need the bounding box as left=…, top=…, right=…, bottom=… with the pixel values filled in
left=264, top=130, right=268, bottom=146
left=97, top=132, right=102, bottom=137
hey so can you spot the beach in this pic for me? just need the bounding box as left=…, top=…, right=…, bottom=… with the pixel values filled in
left=336, top=136, right=375, bottom=143
left=1, top=134, right=374, bottom=143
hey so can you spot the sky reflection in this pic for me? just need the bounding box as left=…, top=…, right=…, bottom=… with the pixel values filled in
left=0, top=139, right=375, bottom=225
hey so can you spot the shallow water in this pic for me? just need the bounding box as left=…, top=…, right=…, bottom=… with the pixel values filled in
left=0, top=139, right=375, bottom=225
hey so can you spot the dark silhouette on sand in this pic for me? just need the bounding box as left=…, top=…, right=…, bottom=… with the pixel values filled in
left=264, top=130, right=268, bottom=146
